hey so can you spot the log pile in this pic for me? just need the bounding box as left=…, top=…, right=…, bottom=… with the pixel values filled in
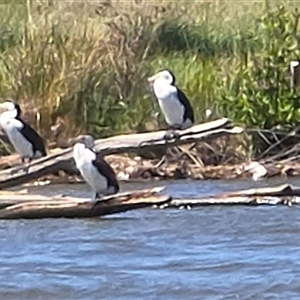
left=0, top=118, right=243, bottom=189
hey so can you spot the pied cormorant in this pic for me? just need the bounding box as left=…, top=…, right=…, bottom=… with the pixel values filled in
left=148, top=69, right=194, bottom=131
left=72, top=135, right=120, bottom=200
left=0, top=100, right=47, bottom=165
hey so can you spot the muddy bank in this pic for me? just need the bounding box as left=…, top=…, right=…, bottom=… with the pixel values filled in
left=0, top=118, right=296, bottom=187
left=0, top=148, right=297, bottom=187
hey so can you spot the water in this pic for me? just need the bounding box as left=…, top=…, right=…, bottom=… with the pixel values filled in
left=1, top=177, right=300, bottom=299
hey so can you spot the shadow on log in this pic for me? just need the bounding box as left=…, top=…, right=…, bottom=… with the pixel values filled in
left=0, top=118, right=243, bottom=189
left=0, top=187, right=171, bottom=219
left=168, top=184, right=300, bottom=207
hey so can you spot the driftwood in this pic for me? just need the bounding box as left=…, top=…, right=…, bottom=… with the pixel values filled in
left=0, top=184, right=299, bottom=219
left=0, top=187, right=171, bottom=219
left=0, top=118, right=243, bottom=189
left=168, top=184, right=300, bottom=207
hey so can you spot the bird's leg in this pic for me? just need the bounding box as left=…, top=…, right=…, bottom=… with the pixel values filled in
left=137, top=126, right=180, bottom=148
left=163, top=125, right=183, bottom=165
left=164, top=126, right=181, bottom=141
left=21, top=157, right=32, bottom=174
left=92, top=192, right=106, bottom=204
left=93, top=192, right=103, bottom=200
left=10, top=157, right=27, bottom=176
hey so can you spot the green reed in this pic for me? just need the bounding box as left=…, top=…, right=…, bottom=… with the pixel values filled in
left=0, top=0, right=299, bottom=153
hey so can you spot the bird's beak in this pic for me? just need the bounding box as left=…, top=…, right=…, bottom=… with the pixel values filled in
left=290, top=61, right=300, bottom=68
left=147, top=73, right=159, bottom=82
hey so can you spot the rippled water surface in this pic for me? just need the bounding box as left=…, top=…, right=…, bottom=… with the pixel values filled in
left=2, top=177, right=300, bottom=299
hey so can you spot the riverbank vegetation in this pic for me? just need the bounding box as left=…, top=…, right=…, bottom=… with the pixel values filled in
left=0, top=0, right=299, bottom=160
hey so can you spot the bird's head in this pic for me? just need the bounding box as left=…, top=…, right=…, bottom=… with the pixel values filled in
left=148, top=69, right=176, bottom=85
left=0, top=99, right=21, bottom=118
left=71, top=134, right=95, bottom=150
left=290, top=60, right=300, bottom=73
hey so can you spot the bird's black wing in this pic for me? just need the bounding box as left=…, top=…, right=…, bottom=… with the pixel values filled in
left=18, top=120, right=47, bottom=156
left=176, top=88, right=194, bottom=123
left=92, top=153, right=120, bottom=193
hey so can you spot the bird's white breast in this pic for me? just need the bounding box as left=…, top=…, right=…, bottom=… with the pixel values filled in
left=75, top=149, right=108, bottom=193
left=153, top=81, right=185, bottom=127
left=0, top=118, right=33, bottom=158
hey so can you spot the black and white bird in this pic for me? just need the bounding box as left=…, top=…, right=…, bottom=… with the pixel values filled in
left=148, top=69, right=194, bottom=131
left=0, top=100, right=47, bottom=166
left=72, top=135, right=120, bottom=200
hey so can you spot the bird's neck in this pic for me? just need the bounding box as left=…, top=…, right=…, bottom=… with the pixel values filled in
left=153, top=80, right=176, bottom=99
left=0, top=111, right=16, bottom=122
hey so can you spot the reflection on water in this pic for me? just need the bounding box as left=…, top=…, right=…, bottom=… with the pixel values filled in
left=2, top=177, right=300, bottom=299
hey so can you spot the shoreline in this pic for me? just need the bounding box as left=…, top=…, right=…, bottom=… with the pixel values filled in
left=0, top=118, right=297, bottom=189
left=1, top=152, right=298, bottom=189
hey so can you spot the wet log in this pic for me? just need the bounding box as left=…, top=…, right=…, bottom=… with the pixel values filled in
left=168, top=184, right=300, bottom=207
left=0, top=118, right=243, bottom=189
left=0, top=187, right=171, bottom=219
left=0, top=184, right=299, bottom=219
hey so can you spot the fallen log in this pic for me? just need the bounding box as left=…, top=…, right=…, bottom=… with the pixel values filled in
left=168, top=184, right=300, bottom=207
left=1, top=183, right=299, bottom=219
left=0, top=118, right=243, bottom=189
left=0, top=187, right=171, bottom=219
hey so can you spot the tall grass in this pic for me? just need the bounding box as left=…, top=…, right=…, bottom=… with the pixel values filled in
left=0, top=0, right=299, bottom=145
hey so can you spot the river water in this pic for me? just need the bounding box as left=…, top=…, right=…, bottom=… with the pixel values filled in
left=1, top=177, right=300, bottom=299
